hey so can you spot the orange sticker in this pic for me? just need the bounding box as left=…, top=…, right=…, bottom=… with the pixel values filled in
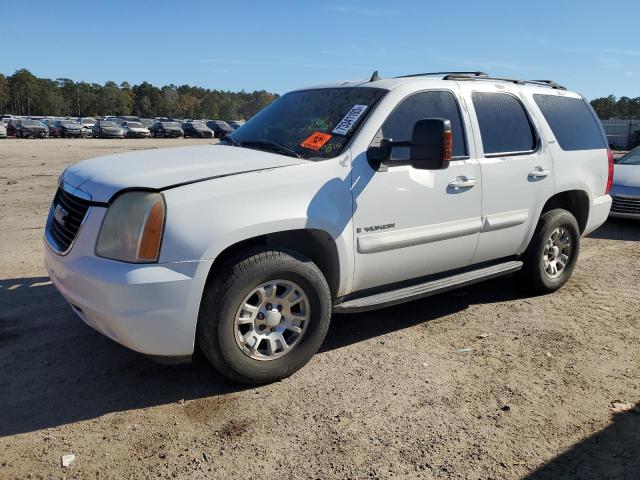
left=301, top=131, right=332, bottom=150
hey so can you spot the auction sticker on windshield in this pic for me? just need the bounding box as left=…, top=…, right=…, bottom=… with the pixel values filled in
left=301, top=131, right=332, bottom=150
left=332, top=104, right=368, bottom=135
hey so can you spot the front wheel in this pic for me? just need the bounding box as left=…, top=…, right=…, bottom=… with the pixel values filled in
left=518, top=209, right=580, bottom=294
left=198, top=248, right=332, bottom=384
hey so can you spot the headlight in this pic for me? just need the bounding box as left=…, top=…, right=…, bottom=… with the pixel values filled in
left=96, top=191, right=165, bottom=263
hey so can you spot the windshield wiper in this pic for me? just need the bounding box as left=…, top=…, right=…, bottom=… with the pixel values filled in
left=240, top=140, right=303, bottom=159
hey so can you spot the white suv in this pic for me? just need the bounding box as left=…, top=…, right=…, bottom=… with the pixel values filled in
left=44, top=72, right=613, bottom=383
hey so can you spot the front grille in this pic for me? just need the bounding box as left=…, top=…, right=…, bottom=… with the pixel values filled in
left=47, top=188, right=91, bottom=253
left=611, top=195, right=640, bottom=215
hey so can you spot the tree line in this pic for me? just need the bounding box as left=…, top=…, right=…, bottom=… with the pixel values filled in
left=590, top=95, right=640, bottom=120
left=0, top=69, right=278, bottom=120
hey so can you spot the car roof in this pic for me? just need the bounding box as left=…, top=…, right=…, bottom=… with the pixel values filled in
left=292, top=73, right=582, bottom=98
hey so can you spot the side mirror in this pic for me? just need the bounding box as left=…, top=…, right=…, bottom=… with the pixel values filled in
left=410, top=118, right=452, bottom=170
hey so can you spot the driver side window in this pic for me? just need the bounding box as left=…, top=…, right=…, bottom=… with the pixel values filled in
left=372, top=90, right=468, bottom=160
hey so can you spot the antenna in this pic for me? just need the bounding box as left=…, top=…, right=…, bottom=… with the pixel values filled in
left=369, top=70, right=381, bottom=82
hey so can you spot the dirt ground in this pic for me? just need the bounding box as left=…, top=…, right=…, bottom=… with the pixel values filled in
left=1, top=138, right=639, bottom=480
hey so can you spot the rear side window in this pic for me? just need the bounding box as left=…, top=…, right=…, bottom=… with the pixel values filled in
left=533, top=94, right=606, bottom=151
left=377, top=90, right=468, bottom=159
left=472, top=92, right=536, bottom=155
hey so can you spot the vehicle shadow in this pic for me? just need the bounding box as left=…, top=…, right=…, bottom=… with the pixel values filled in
left=0, top=276, right=243, bottom=438
left=587, top=218, right=640, bottom=241
left=525, top=405, right=640, bottom=479
left=0, top=274, right=532, bottom=437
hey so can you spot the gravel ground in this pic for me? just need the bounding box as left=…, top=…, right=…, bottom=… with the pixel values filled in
left=0, top=138, right=639, bottom=479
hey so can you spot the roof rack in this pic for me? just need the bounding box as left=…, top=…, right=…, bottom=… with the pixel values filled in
left=395, top=71, right=488, bottom=79
left=394, top=71, right=566, bottom=90
left=442, top=73, right=566, bottom=90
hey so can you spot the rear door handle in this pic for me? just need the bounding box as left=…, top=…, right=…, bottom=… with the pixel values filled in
left=448, top=177, right=477, bottom=189
left=528, top=168, right=550, bottom=179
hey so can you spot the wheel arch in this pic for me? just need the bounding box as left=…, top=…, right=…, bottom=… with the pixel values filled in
left=540, top=189, right=590, bottom=234
left=203, top=228, right=344, bottom=298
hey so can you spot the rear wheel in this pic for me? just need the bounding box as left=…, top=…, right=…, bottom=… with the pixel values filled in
left=518, top=209, right=580, bottom=294
left=198, top=248, right=332, bottom=384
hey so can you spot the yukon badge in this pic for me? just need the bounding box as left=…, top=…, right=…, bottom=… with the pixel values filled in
left=357, top=223, right=396, bottom=234
left=53, top=204, right=68, bottom=227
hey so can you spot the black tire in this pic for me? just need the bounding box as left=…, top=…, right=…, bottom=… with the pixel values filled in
left=198, top=248, right=332, bottom=384
left=518, top=208, right=580, bottom=294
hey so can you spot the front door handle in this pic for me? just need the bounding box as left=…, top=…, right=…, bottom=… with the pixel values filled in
left=528, top=168, right=550, bottom=179
left=448, top=177, right=477, bottom=189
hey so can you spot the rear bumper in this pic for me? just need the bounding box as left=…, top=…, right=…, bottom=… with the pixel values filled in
left=584, top=194, right=612, bottom=235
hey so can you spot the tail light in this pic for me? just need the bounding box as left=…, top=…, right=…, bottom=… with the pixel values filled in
left=606, top=148, right=614, bottom=194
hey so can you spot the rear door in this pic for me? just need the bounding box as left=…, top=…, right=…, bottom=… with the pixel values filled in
left=458, top=82, right=555, bottom=263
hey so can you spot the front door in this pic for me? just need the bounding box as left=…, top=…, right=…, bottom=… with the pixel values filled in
left=351, top=88, right=482, bottom=292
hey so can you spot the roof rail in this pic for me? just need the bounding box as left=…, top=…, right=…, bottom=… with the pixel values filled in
left=529, top=79, right=567, bottom=90
left=395, top=71, right=488, bottom=79
left=442, top=74, right=567, bottom=90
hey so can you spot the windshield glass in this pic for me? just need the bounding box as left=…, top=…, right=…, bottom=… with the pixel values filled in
left=227, top=87, right=386, bottom=159
left=101, top=121, right=117, bottom=127
left=616, top=148, right=640, bottom=165
left=127, top=122, right=143, bottom=128
left=162, top=122, right=180, bottom=128
left=22, top=120, right=41, bottom=127
left=60, top=121, right=75, bottom=125
left=82, top=118, right=96, bottom=124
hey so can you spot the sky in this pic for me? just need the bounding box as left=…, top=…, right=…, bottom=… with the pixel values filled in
left=1, top=0, right=638, bottom=100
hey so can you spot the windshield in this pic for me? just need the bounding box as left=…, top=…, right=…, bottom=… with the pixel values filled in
left=227, top=87, right=386, bottom=159
left=127, top=122, right=143, bottom=128
left=616, top=148, right=640, bottom=166
left=162, top=122, right=180, bottom=128
left=22, top=120, right=42, bottom=127
left=82, top=118, right=96, bottom=124
left=101, top=121, right=117, bottom=127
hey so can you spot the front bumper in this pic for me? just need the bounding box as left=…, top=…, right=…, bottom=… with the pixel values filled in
left=43, top=207, right=211, bottom=357
left=609, top=187, right=640, bottom=219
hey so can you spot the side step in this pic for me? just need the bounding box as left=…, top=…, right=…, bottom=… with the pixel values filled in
left=333, top=260, right=523, bottom=313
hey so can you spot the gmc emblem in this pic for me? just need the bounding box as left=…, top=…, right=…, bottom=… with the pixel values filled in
left=53, top=204, right=68, bottom=227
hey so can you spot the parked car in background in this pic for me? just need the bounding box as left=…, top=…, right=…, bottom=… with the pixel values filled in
left=0, top=123, right=6, bottom=138
left=182, top=121, right=213, bottom=138
left=140, top=118, right=155, bottom=129
left=77, top=117, right=97, bottom=137
left=115, top=115, right=141, bottom=124
left=7, top=119, right=48, bottom=138
left=228, top=120, right=245, bottom=130
left=122, top=121, right=150, bottom=138
left=609, top=146, right=640, bottom=219
left=149, top=121, right=183, bottom=138
left=42, top=119, right=61, bottom=137
left=206, top=119, right=234, bottom=138
left=57, top=120, right=84, bottom=138
left=92, top=120, right=125, bottom=138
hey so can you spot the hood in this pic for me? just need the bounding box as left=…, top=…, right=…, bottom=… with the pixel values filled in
left=62, top=144, right=309, bottom=202
left=613, top=164, right=640, bottom=188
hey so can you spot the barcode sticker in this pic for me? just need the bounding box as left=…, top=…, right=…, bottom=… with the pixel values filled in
left=332, top=105, right=368, bottom=135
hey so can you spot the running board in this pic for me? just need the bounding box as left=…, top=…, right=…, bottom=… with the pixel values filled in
left=333, top=260, right=523, bottom=313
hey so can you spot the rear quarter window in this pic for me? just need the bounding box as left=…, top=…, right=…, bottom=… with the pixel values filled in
left=533, top=94, right=606, bottom=151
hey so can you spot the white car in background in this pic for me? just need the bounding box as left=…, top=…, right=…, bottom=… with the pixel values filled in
left=44, top=72, right=612, bottom=384
left=121, top=121, right=150, bottom=138
left=609, top=146, right=640, bottom=219
left=0, top=122, right=6, bottom=138
left=77, top=117, right=97, bottom=137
